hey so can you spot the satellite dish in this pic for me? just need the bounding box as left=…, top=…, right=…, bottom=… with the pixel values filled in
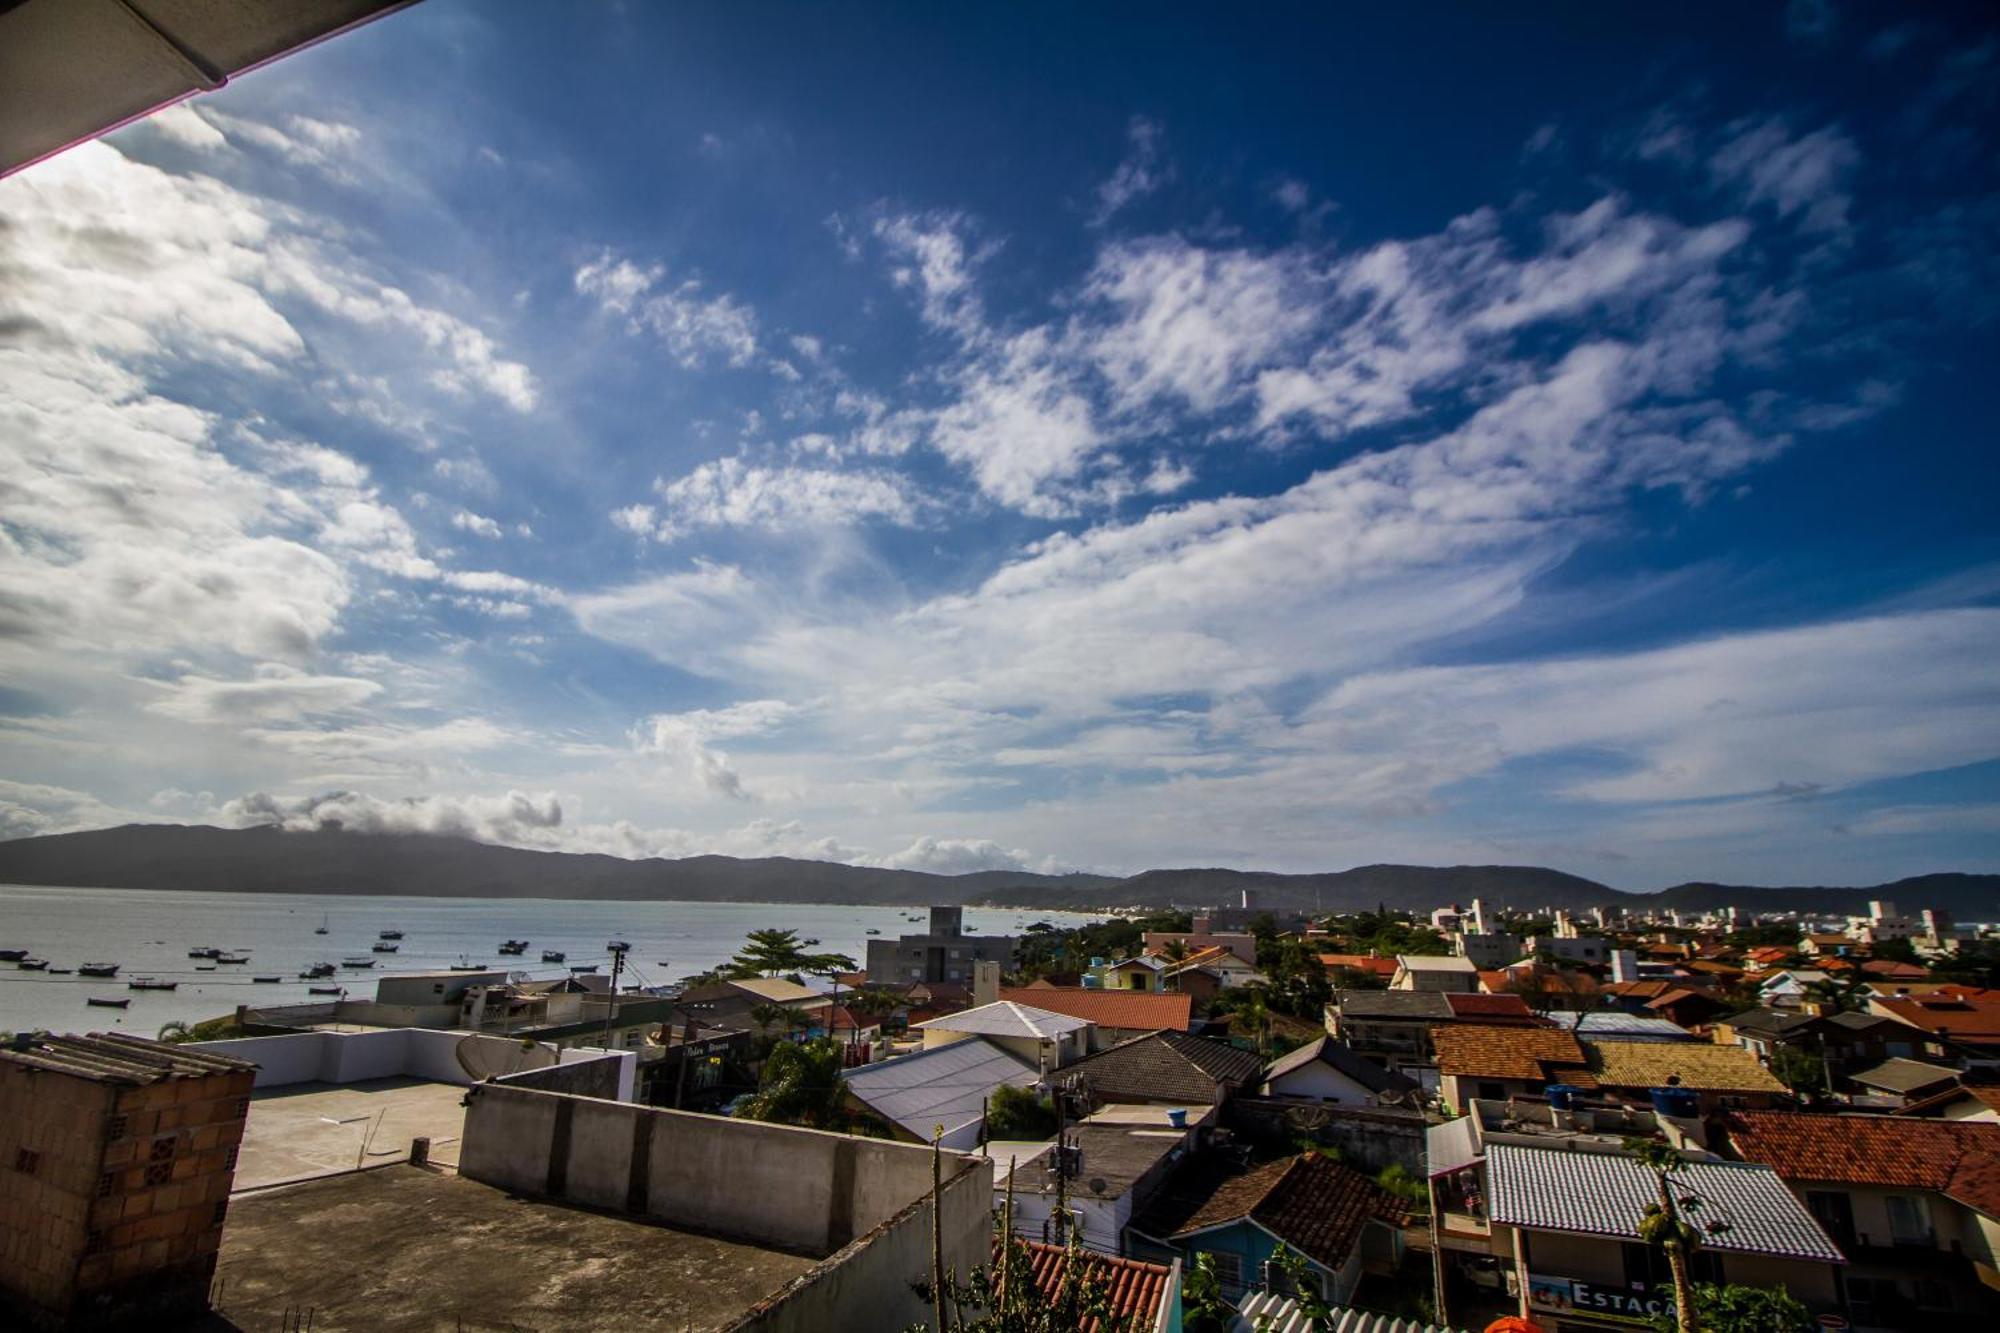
left=1088, top=1177, right=1107, bottom=1195
left=455, top=1033, right=560, bottom=1080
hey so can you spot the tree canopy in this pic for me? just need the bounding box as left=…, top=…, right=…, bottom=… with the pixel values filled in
left=728, top=927, right=856, bottom=979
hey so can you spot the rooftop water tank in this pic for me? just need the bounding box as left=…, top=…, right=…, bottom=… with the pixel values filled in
left=1650, top=1086, right=1699, bottom=1118
left=1545, top=1084, right=1583, bottom=1111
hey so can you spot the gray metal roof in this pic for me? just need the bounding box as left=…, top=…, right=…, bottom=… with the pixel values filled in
left=914, top=1000, right=1092, bottom=1039
left=1847, top=1057, right=1961, bottom=1094
left=841, top=1037, right=1037, bottom=1140
left=1551, top=1012, right=1700, bottom=1042
left=1485, top=1143, right=1845, bottom=1264
left=1233, top=1292, right=1464, bottom=1332
left=1262, top=1037, right=1422, bottom=1097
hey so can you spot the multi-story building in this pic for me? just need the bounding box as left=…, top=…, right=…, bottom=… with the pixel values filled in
left=865, top=905, right=1016, bottom=986
left=0, top=1034, right=255, bottom=1330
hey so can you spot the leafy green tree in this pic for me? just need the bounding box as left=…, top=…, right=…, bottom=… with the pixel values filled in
left=740, top=1036, right=849, bottom=1129
left=157, top=1016, right=244, bottom=1044
left=1769, top=1045, right=1826, bottom=1096
left=1180, top=1252, right=1233, bottom=1333
left=728, top=927, right=856, bottom=980
left=985, top=1084, right=1058, bottom=1140
left=1648, top=1283, right=1811, bottom=1333
left=1804, top=973, right=1869, bottom=1014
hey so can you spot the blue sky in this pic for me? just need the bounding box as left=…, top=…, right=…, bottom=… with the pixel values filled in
left=2, top=0, right=1997, bottom=887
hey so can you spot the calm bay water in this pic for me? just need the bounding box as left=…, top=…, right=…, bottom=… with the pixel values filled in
left=0, top=883, right=1103, bottom=1038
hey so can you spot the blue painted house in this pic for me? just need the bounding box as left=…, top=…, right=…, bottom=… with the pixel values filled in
left=1126, top=1152, right=1407, bottom=1306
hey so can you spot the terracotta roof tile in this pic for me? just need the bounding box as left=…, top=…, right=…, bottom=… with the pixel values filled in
left=1730, top=1110, right=2000, bottom=1217
left=1014, top=1240, right=1172, bottom=1333
left=1430, top=1024, right=1588, bottom=1081
left=1871, top=994, right=2000, bottom=1042
left=999, top=986, right=1194, bottom=1032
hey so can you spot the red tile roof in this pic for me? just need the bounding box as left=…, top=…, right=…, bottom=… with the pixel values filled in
left=1729, top=1110, right=2000, bottom=1217
left=1319, top=954, right=1400, bottom=977
left=1861, top=960, right=1931, bottom=979
left=1431, top=1024, right=1589, bottom=1082
left=1871, top=994, right=2000, bottom=1043
left=1443, top=993, right=1548, bottom=1025
left=998, top=986, right=1194, bottom=1032
left=1013, top=1240, right=1172, bottom=1333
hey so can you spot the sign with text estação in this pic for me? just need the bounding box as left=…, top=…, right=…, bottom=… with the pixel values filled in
left=1527, top=1274, right=1672, bottom=1326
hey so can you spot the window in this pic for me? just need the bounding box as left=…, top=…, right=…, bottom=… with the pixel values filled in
left=1477, top=1082, right=1507, bottom=1101
left=1204, top=1249, right=1243, bottom=1294
left=144, top=1161, right=172, bottom=1187
left=14, top=1148, right=38, bottom=1175
left=1887, top=1193, right=1932, bottom=1245
left=149, top=1137, right=176, bottom=1162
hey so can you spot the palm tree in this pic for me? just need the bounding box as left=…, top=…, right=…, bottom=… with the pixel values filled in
left=1237, top=989, right=1271, bottom=1058
left=1626, top=1137, right=1730, bottom=1333
left=156, top=1020, right=191, bottom=1043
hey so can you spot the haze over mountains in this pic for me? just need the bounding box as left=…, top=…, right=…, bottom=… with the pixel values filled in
left=0, top=825, right=1995, bottom=920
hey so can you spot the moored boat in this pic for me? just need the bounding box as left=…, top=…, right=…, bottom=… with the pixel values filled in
left=372, top=942, right=399, bottom=953
left=340, top=957, right=376, bottom=969
left=540, top=949, right=566, bottom=963
left=378, top=929, right=404, bottom=940
left=606, top=938, right=631, bottom=951
left=253, top=975, right=282, bottom=983
left=18, top=958, right=49, bottom=971
left=308, top=985, right=344, bottom=995
left=128, top=977, right=177, bottom=991
left=569, top=964, right=599, bottom=974
left=497, top=939, right=529, bottom=955
left=79, top=962, right=120, bottom=978
left=187, top=946, right=221, bottom=959
left=86, top=996, right=130, bottom=1009
left=299, top=962, right=336, bottom=980
left=216, top=952, right=250, bottom=964
left=0, top=949, right=28, bottom=962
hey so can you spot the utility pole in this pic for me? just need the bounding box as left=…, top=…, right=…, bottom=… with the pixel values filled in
left=602, top=942, right=628, bottom=1051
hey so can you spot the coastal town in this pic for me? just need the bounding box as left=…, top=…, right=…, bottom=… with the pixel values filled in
left=6, top=892, right=2000, bottom=1330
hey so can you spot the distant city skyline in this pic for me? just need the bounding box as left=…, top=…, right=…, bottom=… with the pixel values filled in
left=1, top=2, right=1997, bottom=888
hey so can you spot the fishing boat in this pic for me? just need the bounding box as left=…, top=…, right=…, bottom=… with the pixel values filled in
left=195, top=964, right=217, bottom=971
left=128, top=977, right=177, bottom=991
left=448, top=960, right=490, bottom=972
left=340, top=957, right=376, bottom=969
left=86, top=996, right=130, bottom=1009
left=569, top=964, right=600, bottom=974
left=299, top=962, right=336, bottom=980
left=187, top=946, right=221, bottom=959
left=308, top=985, right=344, bottom=996
left=252, top=975, right=282, bottom=984
left=216, top=952, right=250, bottom=965
left=79, top=962, right=120, bottom=978
left=497, top=939, right=529, bottom=956
left=49, top=967, right=73, bottom=975
left=314, top=914, right=329, bottom=935
left=866, top=928, right=881, bottom=935
left=0, top=949, right=28, bottom=962
left=606, top=938, right=632, bottom=951
left=18, top=958, right=49, bottom=971
left=372, top=941, right=399, bottom=953
left=378, top=929, right=404, bottom=940
left=540, top=949, right=566, bottom=963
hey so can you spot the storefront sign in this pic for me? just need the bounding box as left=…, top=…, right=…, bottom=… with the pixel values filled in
left=1527, top=1274, right=1671, bottom=1325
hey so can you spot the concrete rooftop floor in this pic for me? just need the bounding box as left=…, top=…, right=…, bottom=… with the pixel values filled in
left=209, top=1166, right=819, bottom=1332
left=235, top=1077, right=470, bottom=1190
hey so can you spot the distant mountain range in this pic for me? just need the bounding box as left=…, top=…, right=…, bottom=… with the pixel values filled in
left=0, top=824, right=1995, bottom=919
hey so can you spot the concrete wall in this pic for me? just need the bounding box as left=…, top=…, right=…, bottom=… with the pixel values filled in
left=190, top=1030, right=633, bottom=1100
left=458, top=1083, right=986, bottom=1259
left=729, top=1158, right=992, bottom=1333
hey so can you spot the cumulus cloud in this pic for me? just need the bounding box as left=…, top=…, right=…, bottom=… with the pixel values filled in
left=451, top=510, right=504, bottom=539
left=630, top=457, right=928, bottom=540
left=876, top=835, right=1044, bottom=874
left=575, top=249, right=759, bottom=368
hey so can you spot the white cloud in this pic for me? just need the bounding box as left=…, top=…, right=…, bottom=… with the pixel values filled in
left=637, top=457, right=927, bottom=540
left=451, top=510, right=504, bottom=539
left=146, top=664, right=383, bottom=724
left=1090, top=116, right=1170, bottom=225
left=1710, top=118, right=1861, bottom=233
left=876, top=835, right=1041, bottom=874
left=148, top=104, right=232, bottom=153
left=575, top=249, right=759, bottom=368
